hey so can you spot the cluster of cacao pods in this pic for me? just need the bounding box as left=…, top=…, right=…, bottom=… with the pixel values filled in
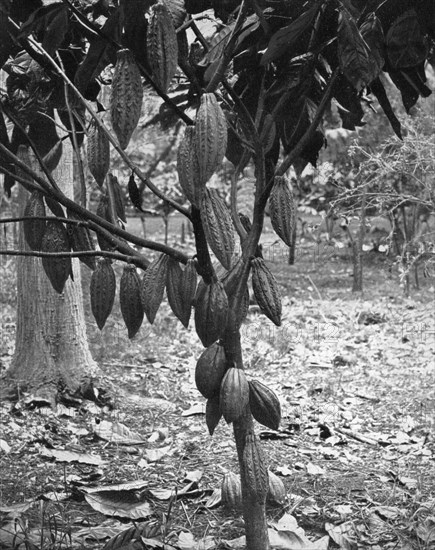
left=195, top=340, right=281, bottom=434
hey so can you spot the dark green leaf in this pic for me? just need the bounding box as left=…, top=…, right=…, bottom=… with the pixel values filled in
left=198, top=23, right=235, bottom=67
left=127, top=172, right=144, bottom=212
left=261, top=3, right=319, bottom=66
left=41, top=5, right=69, bottom=55
left=369, top=77, right=402, bottom=139
left=386, top=9, right=429, bottom=69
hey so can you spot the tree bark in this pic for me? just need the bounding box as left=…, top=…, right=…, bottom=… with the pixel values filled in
left=7, top=143, right=100, bottom=402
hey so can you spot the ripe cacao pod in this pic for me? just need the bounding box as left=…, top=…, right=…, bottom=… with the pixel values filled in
left=141, top=253, right=169, bottom=324
left=166, top=258, right=196, bottom=328
left=87, top=119, right=110, bottom=187
left=66, top=210, right=96, bottom=271
left=90, top=259, right=116, bottom=330
left=23, top=190, right=46, bottom=251
left=109, top=173, right=126, bottom=223
left=110, top=49, right=143, bottom=150
left=41, top=221, right=72, bottom=294
left=243, top=432, right=268, bottom=502
left=221, top=472, right=242, bottom=510
left=251, top=257, right=282, bottom=326
left=219, top=367, right=249, bottom=424
left=200, top=188, right=235, bottom=270
left=177, top=126, right=203, bottom=207
left=194, top=93, right=227, bottom=185
left=249, top=379, right=281, bottom=431
left=194, top=280, right=228, bottom=347
left=120, top=264, right=144, bottom=339
left=206, top=395, right=222, bottom=436
left=147, top=1, right=178, bottom=93
left=195, top=342, right=227, bottom=399
left=269, top=175, right=296, bottom=247
left=267, top=471, right=286, bottom=506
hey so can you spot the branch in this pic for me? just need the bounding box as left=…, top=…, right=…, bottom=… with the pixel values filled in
left=0, top=248, right=139, bottom=264
left=0, top=142, right=189, bottom=264
left=8, top=22, right=191, bottom=219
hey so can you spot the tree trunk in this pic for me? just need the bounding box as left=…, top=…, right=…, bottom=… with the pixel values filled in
left=7, top=144, right=100, bottom=402
left=352, top=186, right=366, bottom=292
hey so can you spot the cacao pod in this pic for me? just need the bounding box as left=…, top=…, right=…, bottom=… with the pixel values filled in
left=90, top=259, right=116, bottom=330
left=96, top=194, right=114, bottom=251
left=109, top=173, right=126, bottom=223
left=120, top=264, right=144, bottom=339
left=249, top=379, right=281, bottom=431
left=194, top=93, right=227, bottom=185
left=166, top=258, right=196, bottom=328
left=219, top=367, right=249, bottom=424
left=194, top=280, right=228, bottom=347
left=23, top=190, right=46, bottom=251
left=267, top=471, right=286, bottom=506
left=66, top=210, right=96, bottom=271
left=177, top=126, right=203, bottom=207
left=251, top=257, right=282, bottom=326
left=41, top=221, right=72, bottom=294
left=87, top=119, right=110, bottom=187
left=243, top=432, right=268, bottom=502
left=141, top=253, right=169, bottom=324
left=269, top=175, right=296, bottom=247
left=206, top=395, right=222, bottom=436
left=221, top=472, right=242, bottom=510
left=200, top=188, right=235, bottom=270
left=195, top=342, right=227, bottom=399
left=147, top=1, right=178, bottom=94
left=111, top=49, right=143, bottom=150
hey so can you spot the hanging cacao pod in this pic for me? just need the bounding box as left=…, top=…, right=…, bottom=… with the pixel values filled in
left=194, top=280, right=228, bottom=347
left=87, top=119, right=110, bottom=187
left=109, top=173, right=126, bottom=223
left=269, top=175, right=296, bottom=247
left=110, top=49, right=143, bottom=150
left=206, top=395, right=222, bottom=436
left=195, top=342, right=227, bottom=399
left=23, top=190, right=46, bottom=251
left=249, top=379, right=281, bottom=431
left=194, top=93, right=227, bottom=185
left=147, top=1, right=178, bottom=93
left=251, top=257, right=282, bottom=326
left=141, top=253, right=169, bottom=324
left=166, top=258, right=195, bottom=328
left=90, top=259, right=116, bottom=330
left=219, top=367, right=249, bottom=424
left=221, top=471, right=242, bottom=510
left=243, top=432, right=268, bottom=502
left=200, top=188, right=235, bottom=270
left=267, top=471, right=286, bottom=506
left=66, top=210, right=96, bottom=271
left=120, top=264, right=144, bottom=339
left=95, top=193, right=115, bottom=251
left=177, top=126, right=203, bottom=207
left=41, top=221, right=71, bottom=294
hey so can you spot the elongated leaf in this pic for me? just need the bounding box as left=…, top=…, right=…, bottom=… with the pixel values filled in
left=261, top=3, right=319, bottom=66
left=369, top=77, right=402, bottom=139
left=386, top=9, right=428, bottom=69
left=198, top=23, right=235, bottom=66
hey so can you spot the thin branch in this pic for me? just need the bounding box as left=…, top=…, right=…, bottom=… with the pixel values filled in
left=0, top=142, right=190, bottom=264
left=7, top=21, right=191, bottom=219
left=0, top=248, right=136, bottom=263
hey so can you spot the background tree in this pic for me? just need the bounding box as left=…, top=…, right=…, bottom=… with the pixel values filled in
left=0, top=1, right=433, bottom=548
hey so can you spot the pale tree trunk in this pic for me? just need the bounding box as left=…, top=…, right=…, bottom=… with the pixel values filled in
left=8, top=143, right=100, bottom=403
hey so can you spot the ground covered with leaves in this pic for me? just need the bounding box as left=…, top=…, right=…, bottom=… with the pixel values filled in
left=1, top=225, right=434, bottom=550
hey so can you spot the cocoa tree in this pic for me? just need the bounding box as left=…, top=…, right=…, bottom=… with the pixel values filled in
left=0, top=1, right=433, bottom=548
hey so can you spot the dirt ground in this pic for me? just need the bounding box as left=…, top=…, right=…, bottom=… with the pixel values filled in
left=0, top=220, right=434, bottom=550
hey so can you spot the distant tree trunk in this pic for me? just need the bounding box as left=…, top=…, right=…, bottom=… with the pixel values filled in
left=7, top=144, right=100, bottom=404
left=288, top=221, right=297, bottom=265
left=352, top=187, right=367, bottom=292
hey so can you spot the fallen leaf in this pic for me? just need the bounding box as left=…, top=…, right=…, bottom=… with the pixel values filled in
left=93, top=420, right=145, bottom=444
left=182, top=403, right=205, bottom=416
left=84, top=491, right=152, bottom=520
left=276, top=465, right=293, bottom=476
left=144, top=444, right=171, bottom=463
left=41, top=448, right=105, bottom=465
left=0, top=439, right=11, bottom=454
left=325, top=521, right=357, bottom=550
left=306, top=462, right=325, bottom=476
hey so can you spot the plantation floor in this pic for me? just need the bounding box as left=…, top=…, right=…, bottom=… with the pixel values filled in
left=0, top=226, right=434, bottom=550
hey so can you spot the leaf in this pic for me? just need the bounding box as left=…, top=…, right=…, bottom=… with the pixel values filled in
left=325, top=521, right=357, bottom=550
left=261, top=3, right=319, bottom=66
left=101, top=522, right=161, bottom=550
left=198, top=23, right=235, bottom=66
left=369, top=77, right=402, bottom=139
left=143, top=444, right=172, bottom=463
left=93, top=420, right=145, bottom=444
left=0, top=439, right=11, bottom=453
left=75, top=8, right=121, bottom=97
left=41, top=5, right=69, bottom=55
left=42, top=139, right=63, bottom=173
left=84, top=491, right=152, bottom=520
left=338, top=9, right=378, bottom=91
left=387, top=9, right=429, bottom=69
left=127, top=172, right=145, bottom=212
left=360, top=13, right=385, bottom=73
left=181, top=402, right=205, bottom=416
left=306, top=462, right=325, bottom=476
left=41, top=448, right=105, bottom=465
